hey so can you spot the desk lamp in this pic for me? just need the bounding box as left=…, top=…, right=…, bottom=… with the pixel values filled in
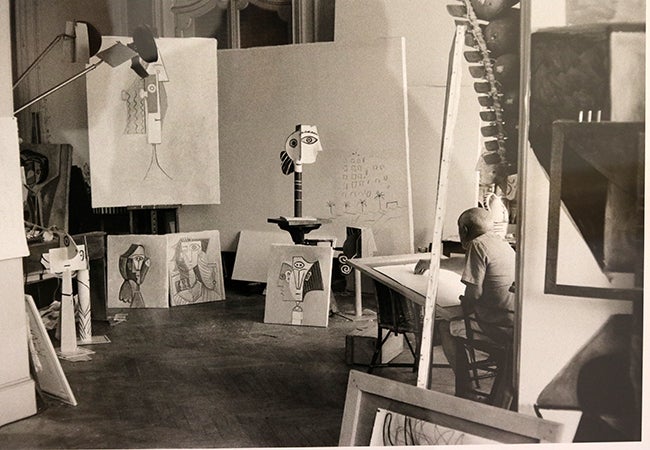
left=14, top=22, right=158, bottom=114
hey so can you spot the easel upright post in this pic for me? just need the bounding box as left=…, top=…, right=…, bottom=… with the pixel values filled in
left=417, top=22, right=466, bottom=389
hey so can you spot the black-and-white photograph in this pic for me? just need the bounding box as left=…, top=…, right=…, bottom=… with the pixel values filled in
left=0, top=0, right=645, bottom=448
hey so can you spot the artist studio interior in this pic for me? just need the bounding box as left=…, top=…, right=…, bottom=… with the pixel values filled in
left=0, top=0, right=645, bottom=448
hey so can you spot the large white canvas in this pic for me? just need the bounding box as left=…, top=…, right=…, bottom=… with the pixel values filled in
left=179, top=39, right=413, bottom=255
left=167, top=230, right=225, bottom=306
left=87, top=37, right=219, bottom=207
left=264, top=244, right=333, bottom=327
left=107, top=235, right=169, bottom=309
left=335, top=0, right=482, bottom=242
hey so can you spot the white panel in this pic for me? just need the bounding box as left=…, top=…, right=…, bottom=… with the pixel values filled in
left=180, top=39, right=413, bottom=255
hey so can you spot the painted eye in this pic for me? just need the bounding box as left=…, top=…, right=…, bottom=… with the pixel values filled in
left=302, top=135, right=318, bottom=145
left=293, top=261, right=305, bottom=269
left=190, top=243, right=200, bottom=251
left=289, top=138, right=298, bottom=148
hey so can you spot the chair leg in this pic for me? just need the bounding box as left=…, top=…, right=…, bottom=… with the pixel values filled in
left=465, top=346, right=481, bottom=389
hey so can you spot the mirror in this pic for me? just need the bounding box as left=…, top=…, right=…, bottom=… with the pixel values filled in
left=545, top=120, right=644, bottom=301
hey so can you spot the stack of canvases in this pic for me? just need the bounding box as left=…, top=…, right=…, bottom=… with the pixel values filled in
left=107, top=231, right=225, bottom=308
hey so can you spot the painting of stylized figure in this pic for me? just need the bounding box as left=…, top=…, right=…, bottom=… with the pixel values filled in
left=87, top=37, right=219, bottom=208
left=278, top=255, right=324, bottom=325
left=169, top=239, right=223, bottom=305
left=107, top=235, right=169, bottom=309
left=118, top=244, right=150, bottom=308
left=167, top=230, right=225, bottom=307
left=265, top=244, right=332, bottom=327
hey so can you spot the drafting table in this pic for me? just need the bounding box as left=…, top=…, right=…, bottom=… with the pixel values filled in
left=348, top=253, right=465, bottom=321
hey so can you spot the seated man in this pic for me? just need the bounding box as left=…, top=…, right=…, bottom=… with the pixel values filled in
left=419, top=207, right=516, bottom=400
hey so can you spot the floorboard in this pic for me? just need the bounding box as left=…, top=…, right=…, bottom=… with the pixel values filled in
left=0, top=285, right=455, bottom=448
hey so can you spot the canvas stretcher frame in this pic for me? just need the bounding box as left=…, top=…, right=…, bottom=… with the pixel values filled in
left=338, top=370, right=564, bottom=446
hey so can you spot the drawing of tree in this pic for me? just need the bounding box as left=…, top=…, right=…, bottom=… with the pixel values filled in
left=326, top=201, right=336, bottom=215
left=359, top=199, right=367, bottom=213
left=374, top=191, right=385, bottom=209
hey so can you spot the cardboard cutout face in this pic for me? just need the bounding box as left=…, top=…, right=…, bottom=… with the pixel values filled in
left=284, top=124, right=322, bottom=165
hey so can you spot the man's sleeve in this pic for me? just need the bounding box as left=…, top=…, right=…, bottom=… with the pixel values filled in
left=462, top=240, right=487, bottom=288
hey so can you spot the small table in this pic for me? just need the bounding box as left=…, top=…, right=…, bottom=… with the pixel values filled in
left=267, top=217, right=323, bottom=245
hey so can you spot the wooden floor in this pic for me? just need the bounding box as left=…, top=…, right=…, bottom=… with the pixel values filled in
left=0, top=284, right=454, bottom=449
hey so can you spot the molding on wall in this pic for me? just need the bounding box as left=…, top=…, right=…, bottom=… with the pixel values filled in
left=0, top=377, right=36, bottom=427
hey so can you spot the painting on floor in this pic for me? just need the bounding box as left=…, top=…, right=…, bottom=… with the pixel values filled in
left=264, top=244, right=332, bottom=327
left=107, top=235, right=168, bottom=308
left=167, top=230, right=225, bottom=306
left=86, top=36, right=219, bottom=208
left=369, top=408, right=499, bottom=446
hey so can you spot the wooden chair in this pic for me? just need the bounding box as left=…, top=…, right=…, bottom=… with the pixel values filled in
left=454, top=297, right=514, bottom=409
left=367, top=280, right=421, bottom=373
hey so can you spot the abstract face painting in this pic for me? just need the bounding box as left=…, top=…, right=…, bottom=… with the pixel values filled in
left=265, top=244, right=333, bottom=327
left=118, top=244, right=150, bottom=308
left=284, top=124, right=322, bottom=165
left=167, top=231, right=225, bottom=306
left=277, top=255, right=324, bottom=325
left=107, top=235, right=169, bottom=309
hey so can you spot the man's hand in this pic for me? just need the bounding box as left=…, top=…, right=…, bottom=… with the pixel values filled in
left=413, top=258, right=431, bottom=275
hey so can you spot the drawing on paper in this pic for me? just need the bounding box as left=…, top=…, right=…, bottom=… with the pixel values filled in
left=120, top=50, right=172, bottom=180
left=369, top=408, right=498, bottom=446
left=87, top=37, right=220, bottom=208
left=264, top=244, right=332, bottom=327
left=325, top=151, right=407, bottom=233
left=168, top=235, right=225, bottom=306
left=118, top=244, right=150, bottom=308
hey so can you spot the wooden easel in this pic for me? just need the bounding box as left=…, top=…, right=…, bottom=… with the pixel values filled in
left=416, top=22, right=466, bottom=389
left=128, top=205, right=180, bottom=234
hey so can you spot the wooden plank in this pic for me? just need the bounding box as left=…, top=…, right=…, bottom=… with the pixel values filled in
left=417, top=23, right=466, bottom=389
left=339, top=370, right=565, bottom=446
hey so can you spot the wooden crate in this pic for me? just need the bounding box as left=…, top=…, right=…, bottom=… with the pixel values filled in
left=345, top=325, right=404, bottom=365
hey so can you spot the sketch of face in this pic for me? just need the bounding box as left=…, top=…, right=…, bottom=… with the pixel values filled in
left=177, top=240, right=201, bottom=271
left=119, top=244, right=150, bottom=285
left=285, top=125, right=322, bottom=165
left=278, top=256, right=315, bottom=302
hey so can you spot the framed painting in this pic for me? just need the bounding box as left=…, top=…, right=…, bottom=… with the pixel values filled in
left=339, top=370, right=564, bottom=446
left=167, top=230, right=225, bottom=306
left=107, top=235, right=169, bottom=308
left=264, top=244, right=333, bottom=327
left=545, top=121, right=644, bottom=301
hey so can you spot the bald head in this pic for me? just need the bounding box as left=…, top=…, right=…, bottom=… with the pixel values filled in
left=458, top=207, right=493, bottom=246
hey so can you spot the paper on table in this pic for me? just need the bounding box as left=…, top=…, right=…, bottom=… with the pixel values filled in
left=0, top=117, right=29, bottom=261
left=375, top=263, right=464, bottom=307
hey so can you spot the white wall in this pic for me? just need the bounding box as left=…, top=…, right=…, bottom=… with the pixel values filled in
left=12, top=0, right=129, bottom=172
left=516, top=1, right=642, bottom=440
left=334, top=0, right=481, bottom=248
left=0, top=0, right=37, bottom=426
